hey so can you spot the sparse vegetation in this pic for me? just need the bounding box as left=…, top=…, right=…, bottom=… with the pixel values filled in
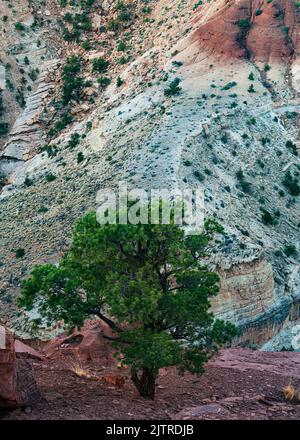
left=92, top=58, right=109, bottom=73
left=15, top=248, right=25, bottom=258
left=62, top=56, right=84, bottom=105
left=282, top=170, right=300, bottom=196
left=164, top=78, right=182, bottom=97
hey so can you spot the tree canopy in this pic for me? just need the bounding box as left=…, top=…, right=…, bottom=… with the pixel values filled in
left=19, top=211, right=237, bottom=398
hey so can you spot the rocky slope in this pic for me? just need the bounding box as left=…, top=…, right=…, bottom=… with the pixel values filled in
left=0, top=0, right=299, bottom=348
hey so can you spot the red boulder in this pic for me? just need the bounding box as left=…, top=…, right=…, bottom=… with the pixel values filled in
left=0, top=325, right=41, bottom=408
left=43, top=320, right=117, bottom=367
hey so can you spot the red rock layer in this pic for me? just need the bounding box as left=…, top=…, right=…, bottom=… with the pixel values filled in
left=191, top=0, right=300, bottom=63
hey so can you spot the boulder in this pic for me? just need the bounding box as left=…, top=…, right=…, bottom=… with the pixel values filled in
left=14, top=340, right=44, bottom=360
left=0, top=325, right=41, bottom=408
left=43, top=320, right=117, bottom=367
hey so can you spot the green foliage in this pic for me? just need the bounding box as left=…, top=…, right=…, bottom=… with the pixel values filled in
left=15, top=22, right=25, bottom=31
left=264, top=63, right=271, bottom=72
left=67, top=132, right=81, bottom=149
left=63, top=11, right=92, bottom=41
left=28, top=69, right=39, bottom=81
left=193, top=1, right=203, bottom=10
left=194, top=171, right=205, bottom=182
left=248, top=84, right=255, bottom=93
left=41, top=144, right=57, bottom=158
left=116, top=76, right=124, bottom=87
left=282, top=170, right=300, bottom=196
left=62, top=56, right=84, bottom=105
left=261, top=209, right=276, bottom=226
left=48, top=113, right=73, bottom=136
left=117, top=41, right=126, bottom=51
left=236, top=169, right=252, bottom=194
left=107, top=19, right=119, bottom=31
left=248, top=72, right=254, bottom=81
left=164, top=78, right=182, bottom=97
left=81, top=40, right=92, bottom=51
left=45, top=173, right=57, bottom=182
left=283, top=244, right=297, bottom=257
left=77, top=152, right=84, bottom=163
left=221, top=81, right=237, bottom=91
left=92, top=57, right=109, bottom=73
left=238, top=19, right=251, bottom=30
left=15, top=248, right=25, bottom=258
left=286, top=140, right=298, bottom=156
left=118, top=56, right=128, bottom=65
left=19, top=211, right=237, bottom=398
left=97, top=76, right=111, bottom=87
left=0, top=122, right=8, bottom=137
left=24, top=176, right=33, bottom=187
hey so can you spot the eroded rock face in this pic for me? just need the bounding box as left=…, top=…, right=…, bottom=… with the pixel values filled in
left=0, top=325, right=41, bottom=408
left=43, top=320, right=116, bottom=366
left=191, top=0, right=297, bottom=63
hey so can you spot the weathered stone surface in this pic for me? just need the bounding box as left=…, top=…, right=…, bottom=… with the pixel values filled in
left=190, top=0, right=296, bottom=63
left=43, top=320, right=116, bottom=366
left=0, top=325, right=41, bottom=408
left=15, top=340, right=43, bottom=360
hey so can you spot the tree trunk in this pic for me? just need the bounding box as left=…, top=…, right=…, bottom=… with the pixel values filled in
left=131, top=367, right=156, bottom=399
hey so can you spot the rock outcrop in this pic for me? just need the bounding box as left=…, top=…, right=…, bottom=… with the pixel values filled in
left=0, top=59, right=60, bottom=176
left=43, top=320, right=116, bottom=366
left=191, top=0, right=297, bottom=63
left=0, top=325, right=41, bottom=408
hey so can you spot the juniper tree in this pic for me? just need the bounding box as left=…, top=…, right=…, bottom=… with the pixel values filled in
left=19, top=210, right=237, bottom=398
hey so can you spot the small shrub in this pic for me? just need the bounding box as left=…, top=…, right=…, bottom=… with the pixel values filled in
left=164, top=78, right=181, bottom=97
left=116, top=76, right=124, bottom=87
left=67, top=132, right=81, bottom=149
left=97, top=76, right=111, bottom=87
left=286, top=140, right=298, bottom=156
left=283, top=245, right=297, bottom=257
left=261, top=209, right=276, bottom=225
left=221, top=81, right=237, bottom=91
left=77, top=152, right=85, bottom=163
left=15, top=22, right=25, bottom=31
left=283, top=171, right=300, bottom=196
left=238, top=19, right=251, bottom=30
left=194, top=171, right=205, bottom=182
left=117, top=41, right=126, bottom=51
left=15, top=248, right=25, bottom=258
left=0, top=122, right=9, bottom=136
left=24, top=176, right=33, bottom=186
left=45, top=173, right=57, bottom=182
left=92, top=57, right=109, bottom=73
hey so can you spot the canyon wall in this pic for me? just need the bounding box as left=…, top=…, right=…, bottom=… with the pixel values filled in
left=0, top=0, right=299, bottom=347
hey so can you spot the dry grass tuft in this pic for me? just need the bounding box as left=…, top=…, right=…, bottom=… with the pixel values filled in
left=283, top=381, right=300, bottom=403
